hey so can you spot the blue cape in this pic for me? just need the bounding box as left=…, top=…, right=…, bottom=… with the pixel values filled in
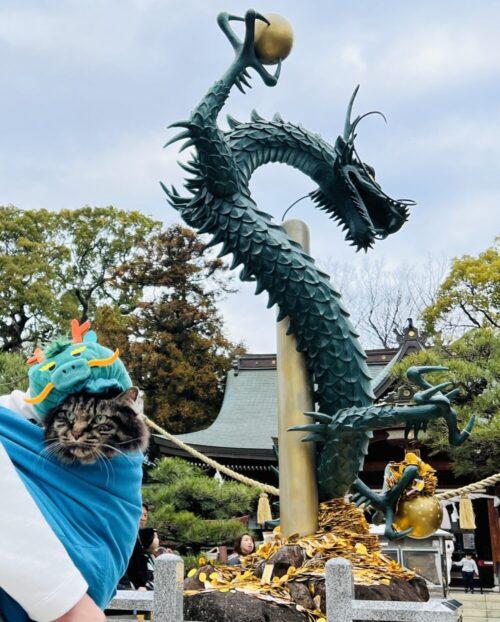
left=0, top=407, right=143, bottom=622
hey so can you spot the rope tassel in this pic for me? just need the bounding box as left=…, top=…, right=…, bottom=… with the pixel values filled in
left=459, top=494, right=476, bottom=530
left=257, top=493, right=273, bottom=525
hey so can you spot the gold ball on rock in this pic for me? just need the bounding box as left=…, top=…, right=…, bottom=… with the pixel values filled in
left=254, top=14, right=294, bottom=65
left=393, top=495, right=443, bottom=539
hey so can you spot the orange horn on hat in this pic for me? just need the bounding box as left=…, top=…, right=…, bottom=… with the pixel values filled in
left=27, top=348, right=45, bottom=366
left=71, top=319, right=91, bottom=344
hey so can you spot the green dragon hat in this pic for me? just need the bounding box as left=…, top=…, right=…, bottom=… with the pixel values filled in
left=25, top=320, right=132, bottom=419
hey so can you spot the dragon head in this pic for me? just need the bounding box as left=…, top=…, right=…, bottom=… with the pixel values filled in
left=312, top=86, right=414, bottom=251
left=25, top=319, right=132, bottom=419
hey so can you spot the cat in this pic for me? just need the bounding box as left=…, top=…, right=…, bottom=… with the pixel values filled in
left=43, top=387, right=149, bottom=464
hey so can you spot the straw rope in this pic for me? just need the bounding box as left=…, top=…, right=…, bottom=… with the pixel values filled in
left=436, top=472, right=500, bottom=501
left=144, top=416, right=280, bottom=496
left=144, top=416, right=500, bottom=504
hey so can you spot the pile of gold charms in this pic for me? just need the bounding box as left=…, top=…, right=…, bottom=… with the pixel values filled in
left=385, top=452, right=438, bottom=497
left=185, top=499, right=416, bottom=622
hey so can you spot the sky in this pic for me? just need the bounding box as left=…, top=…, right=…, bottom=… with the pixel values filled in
left=0, top=0, right=498, bottom=352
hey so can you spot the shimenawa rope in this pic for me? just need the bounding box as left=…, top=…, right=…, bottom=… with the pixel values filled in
left=144, top=416, right=279, bottom=496
left=144, top=416, right=500, bottom=503
left=436, top=472, right=500, bottom=501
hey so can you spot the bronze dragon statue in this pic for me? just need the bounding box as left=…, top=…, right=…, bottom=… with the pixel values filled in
left=162, top=9, right=474, bottom=538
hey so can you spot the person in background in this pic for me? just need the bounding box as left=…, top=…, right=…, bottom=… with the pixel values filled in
left=138, top=529, right=159, bottom=590
left=454, top=552, right=479, bottom=593
left=227, top=533, right=255, bottom=566
left=122, top=503, right=150, bottom=590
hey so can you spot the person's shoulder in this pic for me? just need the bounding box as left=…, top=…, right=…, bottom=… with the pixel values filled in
left=0, top=390, right=38, bottom=421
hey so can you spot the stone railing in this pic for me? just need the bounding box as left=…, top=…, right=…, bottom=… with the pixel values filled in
left=106, top=555, right=463, bottom=621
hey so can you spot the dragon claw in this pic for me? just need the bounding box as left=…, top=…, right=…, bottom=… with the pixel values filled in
left=415, top=381, right=453, bottom=404
left=217, top=9, right=282, bottom=88
left=445, top=387, right=461, bottom=400
left=254, top=11, right=271, bottom=26
left=385, top=524, right=414, bottom=540
left=407, top=365, right=449, bottom=389
left=404, top=366, right=474, bottom=446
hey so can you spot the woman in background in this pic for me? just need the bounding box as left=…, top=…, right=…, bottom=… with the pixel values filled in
left=227, top=533, right=255, bottom=566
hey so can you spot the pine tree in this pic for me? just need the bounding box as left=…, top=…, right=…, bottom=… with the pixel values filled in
left=143, top=458, right=258, bottom=562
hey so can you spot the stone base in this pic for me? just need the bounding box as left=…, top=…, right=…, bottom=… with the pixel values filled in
left=184, top=591, right=306, bottom=622
left=184, top=576, right=429, bottom=621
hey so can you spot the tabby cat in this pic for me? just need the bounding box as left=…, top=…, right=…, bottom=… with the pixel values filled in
left=44, top=387, right=149, bottom=464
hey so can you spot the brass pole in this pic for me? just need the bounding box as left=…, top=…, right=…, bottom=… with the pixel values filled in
left=276, top=219, right=318, bottom=538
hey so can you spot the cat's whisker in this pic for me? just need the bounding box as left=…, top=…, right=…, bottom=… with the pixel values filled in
left=37, top=440, right=68, bottom=472
left=42, top=439, right=65, bottom=458
left=116, top=437, right=144, bottom=445
left=94, top=448, right=110, bottom=485
left=95, top=448, right=115, bottom=486
left=99, top=443, right=134, bottom=463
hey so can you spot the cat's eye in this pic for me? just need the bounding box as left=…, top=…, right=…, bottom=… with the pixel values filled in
left=39, top=361, right=56, bottom=372
left=65, top=412, right=76, bottom=423
left=71, top=346, right=87, bottom=357
left=94, top=415, right=108, bottom=424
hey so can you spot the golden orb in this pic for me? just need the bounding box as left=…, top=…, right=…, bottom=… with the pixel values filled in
left=254, top=14, right=294, bottom=65
left=393, top=495, right=443, bottom=539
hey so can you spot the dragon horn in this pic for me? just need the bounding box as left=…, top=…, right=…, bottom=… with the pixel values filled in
left=343, top=85, right=360, bottom=140
left=71, top=319, right=91, bottom=343
left=27, top=347, right=45, bottom=366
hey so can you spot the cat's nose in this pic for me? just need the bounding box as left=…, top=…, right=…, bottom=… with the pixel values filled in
left=73, top=430, right=83, bottom=439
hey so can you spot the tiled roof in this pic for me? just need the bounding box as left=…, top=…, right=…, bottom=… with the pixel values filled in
left=177, top=368, right=278, bottom=450
left=177, top=355, right=396, bottom=451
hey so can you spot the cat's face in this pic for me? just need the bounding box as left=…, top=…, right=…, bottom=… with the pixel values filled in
left=44, top=387, right=149, bottom=464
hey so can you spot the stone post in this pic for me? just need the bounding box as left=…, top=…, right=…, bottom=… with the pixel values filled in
left=276, top=219, right=318, bottom=538
left=325, top=558, right=354, bottom=622
left=153, top=554, right=184, bottom=622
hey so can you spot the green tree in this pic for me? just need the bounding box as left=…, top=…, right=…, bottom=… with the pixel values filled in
left=96, top=225, right=244, bottom=434
left=393, top=328, right=500, bottom=478
left=0, top=351, right=29, bottom=393
left=143, top=458, right=258, bottom=558
left=0, top=206, right=69, bottom=351
left=422, top=239, right=500, bottom=340
left=56, top=206, right=159, bottom=322
left=0, top=205, right=158, bottom=352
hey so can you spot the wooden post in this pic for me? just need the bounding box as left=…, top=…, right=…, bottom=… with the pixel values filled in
left=276, top=219, right=318, bottom=538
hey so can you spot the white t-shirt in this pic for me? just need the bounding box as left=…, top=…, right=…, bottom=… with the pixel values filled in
left=0, top=391, right=88, bottom=621
left=455, top=558, right=479, bottom=574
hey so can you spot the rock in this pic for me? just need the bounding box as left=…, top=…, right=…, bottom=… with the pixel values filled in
left=184, top=564, right=214, bottom=591
left=354, top=576, right=429, bottom=602
left=254, top=545, right=306, bottom=579
left=184, top=591, right=307, bottom=622
left=184, top=575, right=428, bottom=621
left=288, top=581, right=315, bottom=610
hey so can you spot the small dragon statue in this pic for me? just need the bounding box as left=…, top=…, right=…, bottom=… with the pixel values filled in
left=162, top=9, right=474, bottom=538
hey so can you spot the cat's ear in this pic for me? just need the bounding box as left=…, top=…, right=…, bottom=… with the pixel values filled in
left=119, top=387, right=140, bottom=402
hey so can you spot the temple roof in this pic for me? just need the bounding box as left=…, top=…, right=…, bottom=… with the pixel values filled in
left=177, top=366, right=278, bottom=451
left=154, top=322, right=426, bottom=458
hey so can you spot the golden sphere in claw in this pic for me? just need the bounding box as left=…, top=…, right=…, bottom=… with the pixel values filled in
left=393, top=495, right=443, bottom=539
left=254, top=14, right=294, bottom=65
